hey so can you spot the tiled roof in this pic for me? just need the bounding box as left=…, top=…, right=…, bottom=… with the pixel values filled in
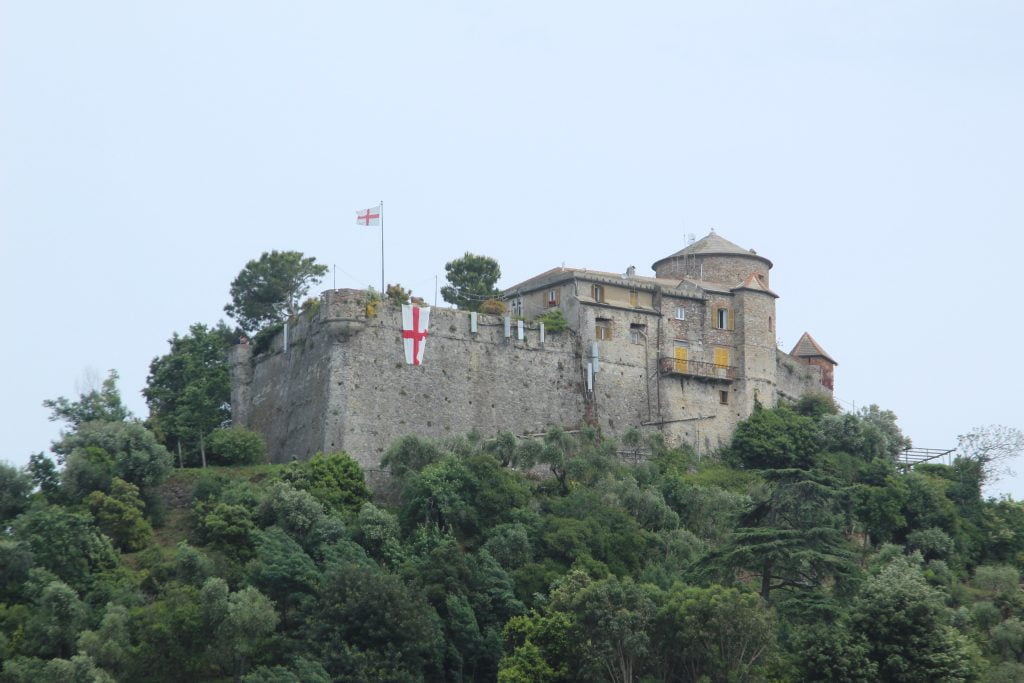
left=790, top=332, right=837, bottom=365
left=653, top=232, right=773, bottom=269
left=731, top=272, right=779, bottom=298
left=504, top=267, right=680, bottom=294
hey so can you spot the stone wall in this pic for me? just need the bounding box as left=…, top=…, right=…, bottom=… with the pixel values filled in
left=654, top=254, right=771, bottom=287
left=231, top=288, right=832, bottom=470
left=232, top=290, right=589, bottom=468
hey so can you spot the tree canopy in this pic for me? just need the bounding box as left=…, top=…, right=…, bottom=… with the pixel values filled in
left=144, top=322, right=234, bottom=467
left=224, top=251, right=328, bottom=333
left=440, top=252, right=501, bottom=311
left=7, top=387, right=1024, bottom=681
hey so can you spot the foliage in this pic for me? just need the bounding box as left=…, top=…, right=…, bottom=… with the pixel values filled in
left=54, top=420, right=172, bottom=512
left=534, top=308, right=568, bottom=333
left=441, top=252, right=502, bottom=311
left=85, top=478, right=153, bottom=552
left=8, top=383, right=1024, bottom=682
left=12, top=505, right=118, bottom=591
left=957, top=424, right=1024, bottom=486
left=382, top=435, right=445, bottom=478
left=43, top=369, right=131, bottom=429
left=207, top=427, right=268, bottom=466
left=224, top=250, right=328, bottom=333
left=479, top=298, right=507, bottom=315
left=851, top=557, right=979, bottom=681
left=385, top=283, right=412, bottom=305
left=653, top=583, right=778, bottom=682
left=279, top=452, right=370, bottom=516
left=729, top=403, right=822, bottom=470
left=0, top=462, right=34, bottom=522
left=144, top=322, right=234, bottom=467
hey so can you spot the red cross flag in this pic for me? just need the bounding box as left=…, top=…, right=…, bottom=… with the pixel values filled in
left=356, top=204, right=381, bottom=226
left=402, top=304, right=430, bottom=365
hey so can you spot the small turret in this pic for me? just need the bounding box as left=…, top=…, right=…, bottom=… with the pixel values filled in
left=790, top=332, right=837, bottom=391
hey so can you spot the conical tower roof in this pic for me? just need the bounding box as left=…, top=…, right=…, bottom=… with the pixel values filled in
left=652, top=232, right=773, bottom=272
left=790, top=332, right=837, bottom=365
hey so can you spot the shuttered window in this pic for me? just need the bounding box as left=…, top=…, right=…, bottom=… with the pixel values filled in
left=674, top=343, right=688, bottom=372
left=714, top=307, right=734, bottom=330
left=713, top=347, right=730, bottom=369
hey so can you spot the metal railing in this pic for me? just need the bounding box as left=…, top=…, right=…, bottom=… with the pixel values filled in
left=658, top=357, right=737, bottom=380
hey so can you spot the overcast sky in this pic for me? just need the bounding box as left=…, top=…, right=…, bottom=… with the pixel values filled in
left=2, top=1, right=1022, bottom=495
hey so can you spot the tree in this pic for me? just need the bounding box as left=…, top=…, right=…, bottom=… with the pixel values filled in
left=207, top=427, right=267, bottom=466
left=440, top=252, right=501, bottom=311
left=957, top=425, right=1024, bottom=487
left=224, top=251, right=328, bottom=333
left=280, top=452, right=370, bottom=516
left=701, top=469, right=855, bottom=601
left=144, top=322, right=234, bottom=468
left=850, top=557, right=978, bottom=681
left=13, top=505, right=118, bottom=591
left=85, top=477, right=153, bottom=552
left=653, top=583, right=777, bottom=682
left=43, top=369, right=131, bottom=429
left=0, top=462, right=33, bottom=522
left=729, top=404, right=822, bottom=470
left=55, top=421, right=172, bottom=513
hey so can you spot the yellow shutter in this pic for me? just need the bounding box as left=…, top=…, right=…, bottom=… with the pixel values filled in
left=674, top=346, right=688, bottom=373
left=728, top=309, right=735, bottom=330
left=714, top=347, right=729, bottom=369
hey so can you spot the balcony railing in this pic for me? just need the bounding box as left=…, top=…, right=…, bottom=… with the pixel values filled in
left=659, top=357, right=737, bottom=381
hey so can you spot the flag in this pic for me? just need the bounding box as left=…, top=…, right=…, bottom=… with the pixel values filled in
left=401, top=304, right=430, bottom=365
left=356, top=204, right=381, bottom=226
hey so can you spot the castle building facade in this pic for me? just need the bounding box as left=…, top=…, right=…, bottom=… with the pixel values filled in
left=230, top=233, right=834, bottom=468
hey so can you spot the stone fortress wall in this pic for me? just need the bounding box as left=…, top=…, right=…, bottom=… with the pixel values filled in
left=230, top=234, right=835, bottom=467
left=231, top=290, right=587, bottom=469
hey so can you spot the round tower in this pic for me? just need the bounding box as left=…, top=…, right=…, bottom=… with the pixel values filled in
left=652, top=232, right=772, bottom=286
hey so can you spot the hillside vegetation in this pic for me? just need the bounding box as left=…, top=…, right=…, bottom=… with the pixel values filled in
left=4, top=385, right=1024, bottom=681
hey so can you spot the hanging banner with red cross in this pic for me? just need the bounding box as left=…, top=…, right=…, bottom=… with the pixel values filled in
left=401, top=304, right=431, bottom=365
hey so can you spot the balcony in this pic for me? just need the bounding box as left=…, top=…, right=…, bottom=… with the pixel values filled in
left=659, top=357, right=737, bottom=381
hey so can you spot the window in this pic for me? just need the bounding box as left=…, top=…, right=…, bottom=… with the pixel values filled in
left=629, top=323, right=646, bottom=344
left=719, top=390, right=729, bottom=405
left=768, top=316, right=774, bottom=332
left=511, top=298, right=522, bottom=316
left=595, top=318, right=612, bottom=340
left=591, top=284, right=605, bottom=302
left=714, top=307, right=734, bottom=330
left=629, top=290, right=639, bottom=307
left=713, top=347, right=730, bottom=369
left=673, top=342, right=688, bottom=372
left=546, top=289, right=559, bottom=307
left=674, top=306, right=685, bottom=320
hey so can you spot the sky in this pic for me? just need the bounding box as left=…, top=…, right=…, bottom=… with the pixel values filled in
left=2, top=1, right=1023, bottom=495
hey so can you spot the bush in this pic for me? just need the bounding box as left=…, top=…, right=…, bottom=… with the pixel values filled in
left=386, top=284, right=411, bottom=306
left=479, top=299, right=507, bottom=315
left=534, top=309, right=568, bottom=333
left=280, top=452, right=371, bottom=516
left=207, top=428, right=268, bottom=466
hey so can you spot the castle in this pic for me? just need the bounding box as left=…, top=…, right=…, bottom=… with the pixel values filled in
left=229, top=233, right=835, bottom=468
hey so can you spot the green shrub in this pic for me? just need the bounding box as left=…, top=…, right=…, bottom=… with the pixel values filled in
left=281, top=451, right=370, bottom=516
left=207, top=428, right=268, bottom=466
left=534, top=309, right=567, bottom=333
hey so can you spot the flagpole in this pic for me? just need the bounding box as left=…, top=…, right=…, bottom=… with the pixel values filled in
left=380, top=200, right=385, bottom=295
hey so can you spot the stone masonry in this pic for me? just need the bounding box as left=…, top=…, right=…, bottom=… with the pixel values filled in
left=230, top=233, right=836, bottom=466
